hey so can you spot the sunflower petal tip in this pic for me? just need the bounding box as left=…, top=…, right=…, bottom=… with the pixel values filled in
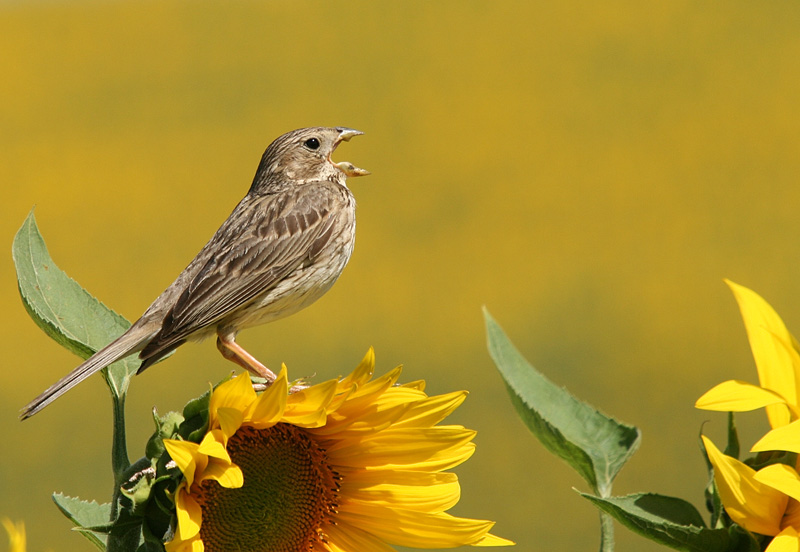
left=724, top=278, right=744, bottom=292
left=472, top=533, right=516, bottom=546
left=362, top=347, right=376, bottom=369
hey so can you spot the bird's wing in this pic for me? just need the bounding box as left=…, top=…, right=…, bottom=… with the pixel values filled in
left=139, top=182, right=344, bottom=362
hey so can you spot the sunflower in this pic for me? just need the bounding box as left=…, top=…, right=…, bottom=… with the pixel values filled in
left=163, top=348, right=513, bottom=552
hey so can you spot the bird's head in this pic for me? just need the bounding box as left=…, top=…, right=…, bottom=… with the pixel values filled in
left=251, top=127, right=369, bottom=193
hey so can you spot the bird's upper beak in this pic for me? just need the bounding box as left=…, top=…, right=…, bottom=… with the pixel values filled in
left=331, top=128, right=370, bottom=177
left=336, top=127, right=363, bottom=142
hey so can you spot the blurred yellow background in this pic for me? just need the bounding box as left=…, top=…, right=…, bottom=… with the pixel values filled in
left=2, top=1, right=800, bottom=551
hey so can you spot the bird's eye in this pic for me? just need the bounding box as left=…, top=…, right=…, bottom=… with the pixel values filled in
left=304, top=138, right=320, bottom=150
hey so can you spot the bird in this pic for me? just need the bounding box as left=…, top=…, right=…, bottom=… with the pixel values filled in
left=20, top=126, right=369, bottom=420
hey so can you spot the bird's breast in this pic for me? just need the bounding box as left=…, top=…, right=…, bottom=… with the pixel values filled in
left=217, top=190, right=356, bottom=332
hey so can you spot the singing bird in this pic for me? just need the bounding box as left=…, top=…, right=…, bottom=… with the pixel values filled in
left=21, top=127, right=368, bottom=420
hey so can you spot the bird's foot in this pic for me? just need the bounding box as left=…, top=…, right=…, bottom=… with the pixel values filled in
left=216, top=335, right=278, bottom=382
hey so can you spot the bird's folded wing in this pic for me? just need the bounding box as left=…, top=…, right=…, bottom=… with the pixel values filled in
left=142, top=183, right=341, bottom=357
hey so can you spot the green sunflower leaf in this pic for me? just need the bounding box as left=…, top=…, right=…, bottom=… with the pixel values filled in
left=12, top=209, right=140, bottom=397
left=52, top=493, right=113, bottom=551
left=483, top=309, right=640, bottom=496
left=581, top=492, right=760, bottom=552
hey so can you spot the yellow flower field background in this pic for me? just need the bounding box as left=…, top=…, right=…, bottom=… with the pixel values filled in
left=2, top=2, right=800, bottom=551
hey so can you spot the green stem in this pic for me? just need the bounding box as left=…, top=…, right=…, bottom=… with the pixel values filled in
left=110, top=391, right=130, bottom=519
left=599, top=511, right=614, bottom=552
left=107, top=391, right=141, bottom=552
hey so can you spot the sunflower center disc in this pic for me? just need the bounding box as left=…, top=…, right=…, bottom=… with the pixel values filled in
left=196, top=424, right=339, bottom=552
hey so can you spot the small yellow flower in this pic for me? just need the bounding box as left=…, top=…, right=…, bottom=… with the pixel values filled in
left=163, top=349, right=513, bottom=552
left=2, top=519, right=25, bottom=552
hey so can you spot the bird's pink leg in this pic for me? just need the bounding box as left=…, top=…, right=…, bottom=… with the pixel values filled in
left=216, top=334, right=278, bottom=382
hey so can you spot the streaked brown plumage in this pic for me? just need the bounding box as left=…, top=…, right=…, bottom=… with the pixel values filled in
left=21, top=127, right=368, bottom=419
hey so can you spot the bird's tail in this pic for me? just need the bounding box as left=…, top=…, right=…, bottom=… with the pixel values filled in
left=20, top=327, right=154, bottom=420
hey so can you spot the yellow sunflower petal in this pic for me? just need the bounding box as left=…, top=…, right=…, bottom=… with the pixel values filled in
left=726, top=279, right=800, bottom=427
left=197, top=430, right=231, bottom=463
left=695, top=380, right=791, bottom=413
left=702, top=435, right=786, bottom=536
left=342, top=366, right=402, bottom=405
left=327, top=427, right=476, bottom=466
left=767, top=332, right=800, bottom=420
left=401, top=379, right=426, bottom=391
left=200, top=458, right=244, bottom=489
left=328, top=378, right=410, bottom=430
left=472, top=533, right=516, bottom=546
left=281, top=407, right=328, bottom=428
left=316, top=411, right=406, bottom=439
left=766, top=526, right=800, bottom=552
left=209, top=372, right=256, bottom=427
left=343, top=486, right=460, bottom=514
left=283, top=378, right=338, bottom=427
left=360, top=443, right=477, bottom=473
left=344, top=469, right=458, bottom=488
left=754, top=464, right=800, bottom=502
left=373, top=385, right=428, bottom=403
left=342, top=474, right=461, bottom=513
left=326, top=383, right=358, bottom=414
left=393, top=391, right=469, bottom=429
left=336, top=508, right=497, bottom=548
left=324, top=522, right=396, bottom=552
left=752, top=420, right=800, bottom=453
left=323, top=371, right=403, bottom=425
left=338, top=347, right=376, bottom=390
left=164, top=534, right=199, bottom=552
left=215, top=407, right=244, bottom=441
left=164, top=439, right=202, bottom=488
left=174, top=485, right=203, bottom=541
left=361, top=387, right=428, bottom=420
left=312, top=397, right=412, bottom=437
left=246, top=366, right=288, bottom=427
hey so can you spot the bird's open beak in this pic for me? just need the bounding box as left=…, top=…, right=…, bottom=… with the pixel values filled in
left=331, top=128, right=370, bottom=177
